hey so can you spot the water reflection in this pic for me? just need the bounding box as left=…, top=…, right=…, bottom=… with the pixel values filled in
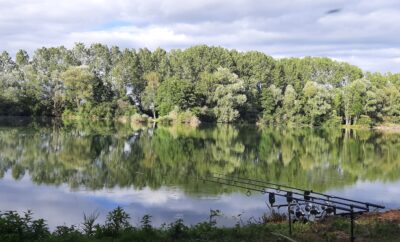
left=0, top=119, right=399, bottom=227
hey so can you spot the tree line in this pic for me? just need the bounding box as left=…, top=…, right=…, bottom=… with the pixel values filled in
left=1, top=44, right=399, bottom=125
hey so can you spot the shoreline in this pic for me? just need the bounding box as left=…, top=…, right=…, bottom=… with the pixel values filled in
left=2, top=115, right=400, bottom=132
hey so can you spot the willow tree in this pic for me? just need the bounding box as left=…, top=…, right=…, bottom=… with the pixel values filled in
left=211, top=68, right=247, bottom=122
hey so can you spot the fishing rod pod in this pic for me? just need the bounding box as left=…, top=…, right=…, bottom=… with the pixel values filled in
left=201, top=173, right=385, bottom=242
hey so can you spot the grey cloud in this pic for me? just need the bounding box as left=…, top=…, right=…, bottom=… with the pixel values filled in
left=0, top=0, right=399, bottom=72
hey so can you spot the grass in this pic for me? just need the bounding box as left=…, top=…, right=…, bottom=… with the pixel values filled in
left=1, top=208, right=399, bottom=242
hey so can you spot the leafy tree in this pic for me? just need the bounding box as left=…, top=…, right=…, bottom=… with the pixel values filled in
left=364, top=87, right=385, bottom=122
left=282, top=85, right=298, bottom=123
left=303, top=81, right=333, bottom=125
left=156, top=77, right=196, bottom=116
left=0, top=44, right=400, bottom=125
left=383, top=85, right=400, bottom=116
left=111, top=49, right=142, bottom=100
left=16, top=50, right=29, bottom=66
left=211, top=68, right=247, bottom=122
left=141, top=72, right=161, bottom=119
left=261, top=84, right=282, bottom=124
left=343, top=79, right=368, bottom=125
left=88, top=43, right=111, bottom=79
left=72, top=42, right=89, bottom=65
left=61, top=66, right=97, bottom=109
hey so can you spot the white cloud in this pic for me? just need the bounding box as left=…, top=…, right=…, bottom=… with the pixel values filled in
left=0, top=0, right=399, bottom=72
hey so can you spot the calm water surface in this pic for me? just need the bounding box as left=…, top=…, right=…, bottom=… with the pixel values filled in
left=0, top=118, right=399, bottom=228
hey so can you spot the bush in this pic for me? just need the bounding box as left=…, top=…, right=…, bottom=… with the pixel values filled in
left=357, top=115, right=373, bottom=127
left=383, top=116, right=400, bottom=124
left=115, top=99, right=138, bottom=117
left=89, top=102, right=116, bottom=120
left=131, top=113, right=150, bottom=123
left=61, top=109, right=76, bottom=120
left=157, top=115, right=173, bottom=124
left=323, top=115, right=342, bottom=127
left=0, top=210, right=50, bottom=241
left=166, top=109, right=200, bottom=125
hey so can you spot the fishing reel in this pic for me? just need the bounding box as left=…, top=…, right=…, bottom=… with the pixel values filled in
left=303, top=201, right=336, bottom=221
left=288, top=201, right=308, bottom=222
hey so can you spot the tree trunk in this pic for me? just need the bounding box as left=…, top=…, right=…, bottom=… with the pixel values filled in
left=345, top=116, right=350, bottom=125
left=151, top=103, right=156, bottom=121
left=353, top=116, right=358, bottom=125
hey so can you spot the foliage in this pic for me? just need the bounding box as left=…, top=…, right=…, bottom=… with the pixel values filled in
left=0, top=208, right=399, bottom=242
left=211, top=68, right=247, bottom=122
left=0, top=44, right=400, bottom=125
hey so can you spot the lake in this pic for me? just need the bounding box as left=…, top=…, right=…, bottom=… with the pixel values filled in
left=0, top=118, right=399, bottom=229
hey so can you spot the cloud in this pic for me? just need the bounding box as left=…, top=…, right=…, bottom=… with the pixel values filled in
left=0, top=0, right=399, bottom=72
left=0, top=171, right=269, bottom=228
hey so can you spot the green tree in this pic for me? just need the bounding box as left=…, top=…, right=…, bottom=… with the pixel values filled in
left=364, top=87, right=385, bottom=122
left=282, top=85, right=298, bottom=123
left=261, top=84, right=282, bottom=124
left=141, top=72, right=161, bottom=119
left=111, top=49, right=143, bottom=100
left=61, top=66, right=97, bottom=109
left=211, top=68, right=247, bottom=122
left=156, top=77, right=196, bottom=116
left=303, top=81, right=333, bottom=126
left=343, top=79, right=368, bottom=125
left=16, top=50, right=29, bottom=66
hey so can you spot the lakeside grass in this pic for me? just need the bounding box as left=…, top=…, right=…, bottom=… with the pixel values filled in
left=1, top=208, right=399, bottom=242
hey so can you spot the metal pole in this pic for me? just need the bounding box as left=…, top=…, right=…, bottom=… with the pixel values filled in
left=350, top=206, right=355, bottom=242
left=288, top=203, right=292, bottom=236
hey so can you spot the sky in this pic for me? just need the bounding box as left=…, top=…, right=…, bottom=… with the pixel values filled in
left=0, top=0, right=399, bottom=73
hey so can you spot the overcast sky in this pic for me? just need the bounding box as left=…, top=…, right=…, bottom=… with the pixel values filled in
left=0, top=0, right=399, bottom=72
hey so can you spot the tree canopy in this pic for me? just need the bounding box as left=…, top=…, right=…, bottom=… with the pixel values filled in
left=0, top=44, right=399, bottom=125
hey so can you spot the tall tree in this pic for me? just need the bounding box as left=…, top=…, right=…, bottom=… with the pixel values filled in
left=141, top=72, right=161, bottom=120
left=15, top=50, right=29, bottom=66
left=211, top=68, right=247, bottom=122
left=61, top=66, right=96, bottom=109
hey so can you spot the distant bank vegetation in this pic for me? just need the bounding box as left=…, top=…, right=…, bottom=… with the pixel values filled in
left=1, top=44, right=400, bottom=126
left=1, top=207, right=399, bottom=242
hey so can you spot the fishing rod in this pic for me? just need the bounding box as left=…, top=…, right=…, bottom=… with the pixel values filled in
left=201, top=177, right=356, bottom=213
left=200, top=174, right=385, bottom=242
left=213, top=173, right=385, bottom=209
left=205, top=175, right=368, bottom=211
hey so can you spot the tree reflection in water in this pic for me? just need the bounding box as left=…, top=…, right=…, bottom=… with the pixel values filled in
left=1, top=119, right=400, bottom=195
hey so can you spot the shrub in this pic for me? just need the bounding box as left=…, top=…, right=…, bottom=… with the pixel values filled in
left=167, top=109, right=200, bottom=126
left=357, top=115, right=373, bottom=127
left=82, top=211, right=100, bottom=236
left=89, top=102, right=116, bottom=120
left=157, top=115, right=173, bottom=124
left=105, top=206, right=131, bottom=234
left=115, top=99, right=137, bottom=117
left=383, top=116, right=400, bottom=124
left=131, top=113, right=150, bottom=123
left=0, top=210, right=50, bottom=241
left=323, top=115, right=342, bottom=127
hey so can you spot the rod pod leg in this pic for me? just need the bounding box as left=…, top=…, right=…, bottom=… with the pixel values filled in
left=288, top=203, right=292, bottom=236
left=350, top=208, right=355, bottom=242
